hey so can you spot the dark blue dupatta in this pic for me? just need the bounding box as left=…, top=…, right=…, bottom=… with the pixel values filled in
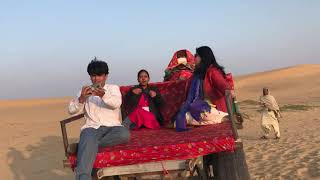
left=175, top=75, right=211, bottom=132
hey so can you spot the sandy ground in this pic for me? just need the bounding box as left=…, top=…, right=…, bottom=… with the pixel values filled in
left=1, top=64, right=319, bottom=180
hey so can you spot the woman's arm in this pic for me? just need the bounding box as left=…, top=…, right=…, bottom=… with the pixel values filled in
left=150, top=87, right=164, bottom=107
left=101, top=85, right=122, bottom=109
left=208, top=68, right=231, bottom=94
left=125, top=86, right=141, bottom=106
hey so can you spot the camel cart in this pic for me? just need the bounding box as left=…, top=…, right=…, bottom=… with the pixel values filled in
left=60, top=80, right=250, bottom=180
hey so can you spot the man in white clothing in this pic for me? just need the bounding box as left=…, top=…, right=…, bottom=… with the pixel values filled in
left=260, top=87, right=281, bottom=139
left=69, top=58, right=130, bottom=180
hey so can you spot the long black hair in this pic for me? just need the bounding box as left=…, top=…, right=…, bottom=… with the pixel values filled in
left=194, top=46, right=226, bottom=79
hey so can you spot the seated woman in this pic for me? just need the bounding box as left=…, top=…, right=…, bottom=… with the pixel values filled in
left=163, top=49, right=195, bottom=81
left=174, top=46, right=233, bottom=131
left=122, top=69, right=164, bottom=130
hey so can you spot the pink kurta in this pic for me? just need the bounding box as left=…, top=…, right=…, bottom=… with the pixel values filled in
left=128, top=94, right=160, bottom=130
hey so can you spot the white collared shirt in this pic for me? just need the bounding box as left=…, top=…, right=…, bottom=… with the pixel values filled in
left=68, top=84, right=122, bottom=130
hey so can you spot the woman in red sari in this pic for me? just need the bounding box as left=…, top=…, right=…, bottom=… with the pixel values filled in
left=163, top=49, right=195, bottom=81
left=122, top=70, right=164, bottom=130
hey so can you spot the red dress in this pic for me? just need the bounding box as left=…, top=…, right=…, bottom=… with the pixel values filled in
left=128, top=94, right=160, bottom=130
left=203, top=66, right=234, bottom=112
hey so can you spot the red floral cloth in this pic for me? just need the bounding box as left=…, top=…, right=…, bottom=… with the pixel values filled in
left=166, top=70, right=194, bottom=82
left=128, top=94, right=160, bottom=129
left=68, top=122, right=235, bottom=169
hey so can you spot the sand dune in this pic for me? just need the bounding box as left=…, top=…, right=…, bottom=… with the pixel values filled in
left=0, top=97, right=76, bottom=180
left=235, top=64, right=320, bottom=104
left=0, top=97, right=70, bottom=109
left=0, top=64, right=319, bottom=179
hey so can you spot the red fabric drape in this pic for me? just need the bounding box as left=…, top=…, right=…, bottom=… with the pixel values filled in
left=164, top=49, right=195, bottom=81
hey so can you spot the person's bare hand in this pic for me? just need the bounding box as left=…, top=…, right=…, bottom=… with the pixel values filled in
left=132, top=88, right=142, bottom=95
left=149, top=90, right=157, bottom=98
left=230, top=90, right=235, bottom=97
left=79, top=86, right=92, bottom=103
left=92, top=88, right=105, bottom=98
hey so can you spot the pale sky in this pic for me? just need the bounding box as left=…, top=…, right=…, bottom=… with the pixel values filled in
left=0, top=0, right=319, bottom=99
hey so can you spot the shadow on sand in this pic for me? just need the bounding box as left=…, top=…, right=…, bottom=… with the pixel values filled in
left=7, top=136, right=76, bottom=180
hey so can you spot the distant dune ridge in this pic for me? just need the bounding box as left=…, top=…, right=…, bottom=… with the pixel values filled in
left=0, top=64, right=319, bottom=179
left=0, top=97, right=70, bottom=109
left=235, top=64, right=320, bottom=104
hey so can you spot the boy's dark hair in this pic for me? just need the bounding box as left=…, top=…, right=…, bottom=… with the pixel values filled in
left=137, top=69, right=150, bottom=78
left=87, top=57, right=109, bottom=75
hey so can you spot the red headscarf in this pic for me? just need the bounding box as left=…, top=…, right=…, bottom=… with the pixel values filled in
left=164, top=49, right=195, bottom=81
left=166, top=49, right=195, bottom=71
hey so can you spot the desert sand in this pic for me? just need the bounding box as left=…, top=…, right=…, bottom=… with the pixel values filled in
left=1, top=64, right=319, bottom=180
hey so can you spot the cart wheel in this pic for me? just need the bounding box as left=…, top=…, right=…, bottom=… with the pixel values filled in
left=112, top=175, right=121, bottom=180
left=195, top=165, right=208, bottom=180
left=204, top=143, right=250, bottom=180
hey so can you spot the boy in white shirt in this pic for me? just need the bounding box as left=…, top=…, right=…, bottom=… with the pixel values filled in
left=69, top=58, right=130, bottom=180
